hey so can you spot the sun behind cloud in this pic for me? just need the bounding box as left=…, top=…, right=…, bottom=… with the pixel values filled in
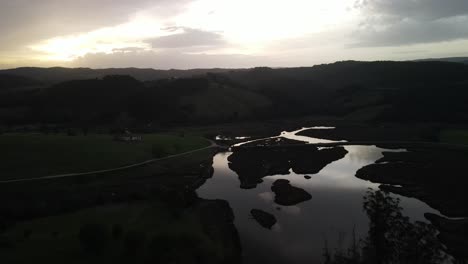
left=1, top=0, right=468, bottom=68
left=27, top=0, right=357, bottom=64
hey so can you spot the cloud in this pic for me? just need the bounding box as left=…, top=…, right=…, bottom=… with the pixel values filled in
left=0, top=0, right=190, bottom=51
left=148, top=27, right=225, bottom=49
left=353, top=15, right=468, bottom=47
left=352, top=0, right=468, bottom=46
left=354, top=0, right=468, bottom=21
left=2, top=0, right=468, bottom=68
left=70, top=49, right=266, bottom=69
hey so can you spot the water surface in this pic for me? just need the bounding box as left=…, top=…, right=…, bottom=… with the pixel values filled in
left=197, top=128, right=440, bottom=263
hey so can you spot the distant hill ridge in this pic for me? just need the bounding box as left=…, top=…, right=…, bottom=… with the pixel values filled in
left=2, top=58, right=468, bottom=84
left=0, top=67, right=239, bottom=83
left=414, top=57, right=468, bottom=64
left=1, top=60, right=468, bottom=125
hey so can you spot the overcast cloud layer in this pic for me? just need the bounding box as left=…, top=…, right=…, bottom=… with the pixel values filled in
left=353, top=0, right=468, bottom=46
left=1, top=0, right=468, bottom=69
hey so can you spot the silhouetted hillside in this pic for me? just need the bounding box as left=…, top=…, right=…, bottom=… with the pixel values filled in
left=0, top=74, right=270, bottom=126
left=415, top=57, right=468, bottom=64
left=0, top=67, right=238, bottom=84
left=219, top=61, right=468, bottom=120
left=1, top=61, right=468, bottom=127
left=0, top=74, right=42, bottom=93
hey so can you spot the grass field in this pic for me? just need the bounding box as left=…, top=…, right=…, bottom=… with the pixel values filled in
left=439, top=129, right=468, bottom=145
left=0, top=201, right=226, bottom=264
left=0, top=133, right=209, bottom=180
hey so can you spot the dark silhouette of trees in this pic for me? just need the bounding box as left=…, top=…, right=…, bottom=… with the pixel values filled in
left=2, top=61, right=468, bottom=126
left=361, top=190, right=445, bottom=264
left=324, top=189, right=447, bottom=264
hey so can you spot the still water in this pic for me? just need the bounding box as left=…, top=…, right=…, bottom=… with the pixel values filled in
left=197, top=128, right=440, bottom=264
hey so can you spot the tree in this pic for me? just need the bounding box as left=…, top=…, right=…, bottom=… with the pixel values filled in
left=362, top=189, right=445, bottom=264
left=324, top=189, right=446, bottom=264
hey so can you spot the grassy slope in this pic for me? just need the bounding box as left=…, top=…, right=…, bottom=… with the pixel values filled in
left=0, top=133, right=209, bottom=179
left=179, top=84, right=272, bottom=119
left=1, top=202, right=224, bottom=264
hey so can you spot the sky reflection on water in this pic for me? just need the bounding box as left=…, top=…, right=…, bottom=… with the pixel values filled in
left=197, top=145, right=439, bottom=264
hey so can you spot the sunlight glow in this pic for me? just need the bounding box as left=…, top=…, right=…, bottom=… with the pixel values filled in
left=29, top=0, right=357, bottom=62
left=30, top=16, right=180, bottom=61
left=176, top=0, right=356, bottom=44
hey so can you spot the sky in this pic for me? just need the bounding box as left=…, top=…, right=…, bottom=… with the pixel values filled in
left=1, top=0, right=468, bottom=69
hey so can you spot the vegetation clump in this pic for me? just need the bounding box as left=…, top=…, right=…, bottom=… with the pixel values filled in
left=271, top=179, right=312, bottom=206
left=323, top=190, right=447, bottom=264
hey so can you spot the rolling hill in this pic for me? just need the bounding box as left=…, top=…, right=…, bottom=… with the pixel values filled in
left=0, top=67, right=238, bottom=84
left=1, top=60, right=468, bottom=126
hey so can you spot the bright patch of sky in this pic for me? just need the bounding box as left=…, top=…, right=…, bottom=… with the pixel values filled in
left=1, top=0, right=467, bottom=68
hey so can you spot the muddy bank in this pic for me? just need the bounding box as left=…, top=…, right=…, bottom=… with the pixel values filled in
left=228, top=146, right=347, bottom=189
left=290, top=147, right=348, bottom=174
left=250, top=209, right=277, bottom=229
left=194, top=199, right=242, bottom=263
left=241, top=137, right=306, bottom=147
left=271, top=179, right=312, bottom=206
left=356, top=148, right=468, bottom=217
left=356, top=148, right=468, bottom=262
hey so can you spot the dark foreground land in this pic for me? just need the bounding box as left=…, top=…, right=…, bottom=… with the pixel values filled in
left=1, top=120, right=468, bottom=263
left=2, top=118, right=468, bottom=262
left=0, top=133, right=210, bottom=180
left=0, top=144, right=241, bottom=264
left=2, top=60, right=468, bottom=263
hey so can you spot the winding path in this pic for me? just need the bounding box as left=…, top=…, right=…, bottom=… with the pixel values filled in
left=0, top=141, right=218, bottom=184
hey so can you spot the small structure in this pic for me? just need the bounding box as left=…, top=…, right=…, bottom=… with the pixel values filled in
left=114, top=129, right=142, bottom=142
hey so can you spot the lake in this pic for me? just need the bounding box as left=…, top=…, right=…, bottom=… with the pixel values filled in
left=197, top=127, right=442, bottom=264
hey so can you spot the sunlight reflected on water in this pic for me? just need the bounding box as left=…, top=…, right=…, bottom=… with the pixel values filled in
left=198, top=129, right=439, bottom=264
